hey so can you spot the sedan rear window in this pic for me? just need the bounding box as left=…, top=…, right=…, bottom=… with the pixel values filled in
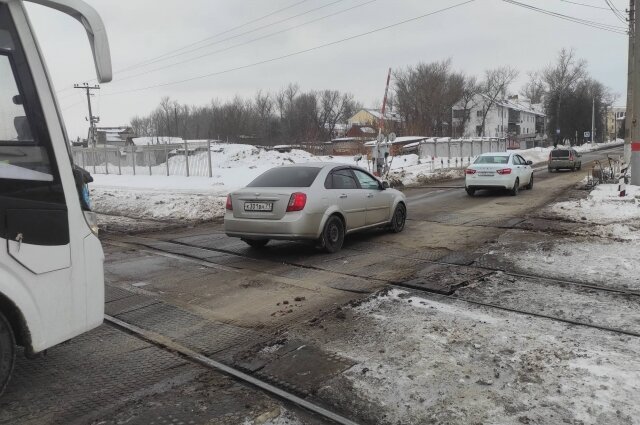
left=551, top=150, right=571, bottom=158
left=475, top=155, right=509, bottom=164
left=248, top=166, right=321, bottom=187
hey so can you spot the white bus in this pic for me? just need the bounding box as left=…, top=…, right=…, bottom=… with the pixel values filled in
left=0, top=0, right=111, bottom=393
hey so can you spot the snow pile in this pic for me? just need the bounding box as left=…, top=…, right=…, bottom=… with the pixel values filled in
left=92, top=188, right=226, bottom=222
left=550, top=184, right=639, bottom=225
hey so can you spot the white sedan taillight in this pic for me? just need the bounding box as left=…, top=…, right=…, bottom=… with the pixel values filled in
left=465, top=169, right=477, bottom=175
left=496, top=169, right=512, bottom=175
left=226, top=195, right=233, bottom=211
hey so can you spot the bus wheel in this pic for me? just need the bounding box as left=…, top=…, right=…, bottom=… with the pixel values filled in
left=0, top=312, right=16, bottom=396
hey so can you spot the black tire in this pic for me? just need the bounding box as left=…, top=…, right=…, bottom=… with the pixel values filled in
left=510, top=178, right=520, bottom=196
left=548, top=167, right=553, bottom=173
left=525, top=174, right=534, bottom=190
left=465, top=188, right=475, bottom=196
left=390, top=204, right=406, bottom=233
left=0, top=312, right=16, bottom=397
left=321, top=215, right=345, bottom=253
left=242, top=239, right=269, bottom=249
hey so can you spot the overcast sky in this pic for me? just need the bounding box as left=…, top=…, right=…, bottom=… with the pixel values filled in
left=25, top=0, right=629, bottom=139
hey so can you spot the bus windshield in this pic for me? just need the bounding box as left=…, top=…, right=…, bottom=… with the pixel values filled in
left=0, top=10, right=54, bottom=182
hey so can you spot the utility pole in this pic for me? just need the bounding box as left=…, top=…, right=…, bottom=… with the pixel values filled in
left=74, top=83, right=100, bottom=147
left=626, top=0, right=635, bottom=162
left=591, top=97, right=595, bottom=144
left=628, top=0, right=640, bottom=184
left=373, top=68, right=392, bottom=176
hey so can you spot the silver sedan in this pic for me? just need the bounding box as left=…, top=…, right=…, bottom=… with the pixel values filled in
left=224, top=163, right=407, bottom=252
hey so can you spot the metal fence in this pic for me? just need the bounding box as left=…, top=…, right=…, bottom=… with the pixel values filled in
left=416, top=137, right=549, bottom=159
left=71, top=140, right=218, bottom=177
left=72, top=137, right=550, bottom=177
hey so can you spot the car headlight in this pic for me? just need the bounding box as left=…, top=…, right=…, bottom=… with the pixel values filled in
left=84, top=210, right=99, bottom=236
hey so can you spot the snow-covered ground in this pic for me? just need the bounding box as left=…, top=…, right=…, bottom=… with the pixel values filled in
left=495, top=183, right=640, bottom=290
left=312, top=288, right=640, bottom=425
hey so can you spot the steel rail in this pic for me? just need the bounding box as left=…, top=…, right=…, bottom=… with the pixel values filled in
left=105, top=315, right=361, bottom=425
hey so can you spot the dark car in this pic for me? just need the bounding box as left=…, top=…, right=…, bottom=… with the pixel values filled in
left=548, top=148, right=582, bottom=172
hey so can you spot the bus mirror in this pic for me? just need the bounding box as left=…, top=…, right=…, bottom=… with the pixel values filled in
left=27, top=0, right=112, bottom=83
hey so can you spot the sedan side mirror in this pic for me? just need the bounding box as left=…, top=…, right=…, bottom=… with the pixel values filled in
left=382, top=181, right=390, bottom=190
left=527, top=160, right=533, bottom=165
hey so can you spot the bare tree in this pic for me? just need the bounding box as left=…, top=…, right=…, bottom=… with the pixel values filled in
left=543, top=48, right=587, bottom=142
left=394, top=59, right=467, bottom=136
left=520, top=71, right=546, bottom=104
left=455, top=76, right=480, bottom=136
left=479, top=66, right=519, bottom=136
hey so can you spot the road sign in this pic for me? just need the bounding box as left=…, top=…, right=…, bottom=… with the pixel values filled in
left=584, top=131, right=591, bottom=138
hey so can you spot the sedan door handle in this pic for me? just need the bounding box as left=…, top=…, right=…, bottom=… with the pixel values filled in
left=339, top=194, right=348, bottom=199
left=367, top=193, right=374, bottom=198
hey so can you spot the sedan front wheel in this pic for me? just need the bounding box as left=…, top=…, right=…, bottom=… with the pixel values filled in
left=390, top=204, right=406, bottom=233
left=321, top=215, right=345, bottom=253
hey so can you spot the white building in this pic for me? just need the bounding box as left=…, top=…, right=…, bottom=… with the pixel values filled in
left=452, top=95, right=546, bottom=140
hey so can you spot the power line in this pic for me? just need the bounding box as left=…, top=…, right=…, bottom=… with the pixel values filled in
left=503, top=0, right=628, bottom=34
left=56, top=0, right=313, bottom=93
left=116, top=0, right=347, bottom=75
left=110, top=0, right=378, bottom=86
left=559, top=0, right=609, bottom=10
left=603, top=0, right=628, bottom=23
left=103, top=0, right=477, bottom=97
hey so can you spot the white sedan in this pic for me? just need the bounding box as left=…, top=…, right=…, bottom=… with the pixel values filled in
left=465, top=152, right=534, bottom=196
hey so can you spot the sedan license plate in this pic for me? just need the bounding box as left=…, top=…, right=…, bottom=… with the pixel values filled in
left=244, top=201, right=273, bottom=212
left=478, top=171, right=494, bottom=176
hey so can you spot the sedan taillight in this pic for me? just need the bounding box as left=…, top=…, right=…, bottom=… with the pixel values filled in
left=497, top=168, right=512, bottom=175
left=226, top=195, right=233, bottom=210
left=465, top=169, right=477, bottom=175
left=286, top=192, right=307, bottom=212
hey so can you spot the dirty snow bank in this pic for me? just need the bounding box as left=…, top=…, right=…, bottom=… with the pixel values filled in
left=316, top=288, right=640, bottom=425
left=550, top=184, right=640, bottom=224
left=92, top=187, right=226, bottom=222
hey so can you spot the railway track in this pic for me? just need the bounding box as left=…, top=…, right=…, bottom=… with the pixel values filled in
left=104, top=235, right=640, bottom=339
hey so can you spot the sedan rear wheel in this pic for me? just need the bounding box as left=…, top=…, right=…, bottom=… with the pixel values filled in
left=0, top=312, right=16, bottom=396
left=390, top=204, right=406, bottom=233
left=465, top=188, right=475, bottom=196
left=321, top=215, right=345, bottom=253
left=510, top=178, right=520, bottom=196
left=242, top=239, right=269, bottom=249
